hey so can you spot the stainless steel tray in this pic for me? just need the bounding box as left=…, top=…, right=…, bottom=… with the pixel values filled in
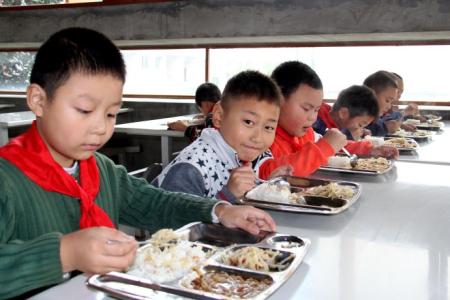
left=319, top=157, right=394, bottom=175
left=383, top=137, right=419, bottom=152
left=238, top=176, right=361, bottom=215
left=387, top=130, right=434, bottom=142
left=86, top=222, right=310, bottom=300
left=416, top=122, right=444, bottom=131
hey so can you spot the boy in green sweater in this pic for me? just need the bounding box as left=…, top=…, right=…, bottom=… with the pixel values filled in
left=0, top=27, right=275, bottom=299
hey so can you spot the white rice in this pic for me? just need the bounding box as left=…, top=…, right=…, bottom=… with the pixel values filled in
left=327, top=156, right=351, bottom=168
left=247, top=183, right=292, bottom=203
left=128, top=240, right=209, bottom=283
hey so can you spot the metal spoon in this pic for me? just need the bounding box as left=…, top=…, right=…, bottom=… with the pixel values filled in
left=341, top=147, right=358, bottom=168
left=255, top=177, right=291, bottom=188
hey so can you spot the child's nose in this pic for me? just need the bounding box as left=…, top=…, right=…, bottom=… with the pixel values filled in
left=92, top=115, right=107, bottom=134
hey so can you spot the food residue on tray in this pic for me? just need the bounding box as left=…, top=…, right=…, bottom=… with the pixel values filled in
left=186, top=270, right=272, bottom=298
left=220, top=246, right=293, bottom=272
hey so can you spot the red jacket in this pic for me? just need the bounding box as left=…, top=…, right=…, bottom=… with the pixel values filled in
left=317, top=103, right=373, bottom=155
left=258, top=127, right=335, bottom=179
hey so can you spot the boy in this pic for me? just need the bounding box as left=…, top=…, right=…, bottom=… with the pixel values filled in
left=0, top=28, right=275, bottom=299
left=257, top=61, right=348, bottom=179
left=363, top=70, right=399, bottom=136
left=153, top=70, right=281, bottom=202
left=313, top=85, right=398, bottom=157
left=168, top=82, right=221, bottom=141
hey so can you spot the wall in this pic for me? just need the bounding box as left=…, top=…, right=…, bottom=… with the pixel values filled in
left=1, top=0, right=450, bottom=44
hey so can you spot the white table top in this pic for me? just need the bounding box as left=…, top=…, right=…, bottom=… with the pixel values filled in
left=30, top=160, right=450, bottom=300
left=114, top=114, right=197, bottom=137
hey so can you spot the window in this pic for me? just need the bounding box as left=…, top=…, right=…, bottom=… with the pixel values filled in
left=122, top=49, right=205, bottom=96
left=1, top=45, right=450, bottom=103
left=210, top=45, right=450, bottom=102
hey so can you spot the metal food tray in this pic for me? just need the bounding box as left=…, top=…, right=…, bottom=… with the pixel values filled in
left=238, top=176, right=361, bottom=215
left=319, top=158, right=394, bottom=175
left=415, top=122, right=444, bottom=131
left=383, top=137, right=419, bottom=152
left=86, top=222, right=310, bottom=300
left=387, top=130, right=434, bottom=142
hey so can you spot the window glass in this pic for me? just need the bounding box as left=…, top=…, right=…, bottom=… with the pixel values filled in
left=209, top=46, right=450, bottom=102
left=122, top=49, right=205, bottom=96
left=0, top=51, right=35, bottom=91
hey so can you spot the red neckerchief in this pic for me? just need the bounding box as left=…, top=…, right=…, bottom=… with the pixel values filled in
left=0, top=121, right=114, bottom=229
left=318, top=103, right=338, bottom=129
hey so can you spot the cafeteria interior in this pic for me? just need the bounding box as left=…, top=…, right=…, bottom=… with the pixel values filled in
left=1, top=1, right=450, bottom=300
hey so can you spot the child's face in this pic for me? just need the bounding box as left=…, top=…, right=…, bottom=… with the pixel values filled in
left=278, top=84, right=323, bottom=136
left=199, top=101, right=216, bottom=115
left=30, top=73, right=123, bottom=167
left=344, top=115, right=374, bottom=132
left=214, top=97, right=279, bottom=162
left=376, top=87, right=398, bottom=116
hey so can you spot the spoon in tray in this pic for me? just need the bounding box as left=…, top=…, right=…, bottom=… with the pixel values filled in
left=341, top=146, right=358, bottom=168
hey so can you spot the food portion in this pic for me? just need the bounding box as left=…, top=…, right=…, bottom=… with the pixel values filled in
left=247, top=181, right=355, bottom=206
left=355, top=157, right=390, bottom=171
left=184, top=269, right=273, bottom=299
left=303, top=182, right=355, bottom=199
left=219, top=246, right=294, bottom=272
left=392, top=129, right=433, bottom=138
left=384, top=137, right=418, bottom=149
left=327, top=156, right=390, bottom=172
left=128, top=229, right=214, bottom=283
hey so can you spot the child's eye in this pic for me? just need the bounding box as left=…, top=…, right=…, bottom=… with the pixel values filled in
left=107, top=113, right=117, bottom=119
left=244, top=119, right=255, bottom=126
left=265, top=125, right=275, bottom=131
left=76, top=108, right=91, bottom=114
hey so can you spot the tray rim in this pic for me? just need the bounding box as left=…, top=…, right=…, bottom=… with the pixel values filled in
left=238, top=176, right=362, bottom=215
left=383, top=136, right=420, bottom=151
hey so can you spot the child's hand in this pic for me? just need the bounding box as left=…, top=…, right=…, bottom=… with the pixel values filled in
left=214, top=204, right=276, bottom=235
left=268, top=165, right=293, bottom=179
left=167, top=120, right=189, bottom=131
left=227, top=163, right=256, bottom=199
left=370, top=145, right=399, bottom=159
left=323, top=128, right=347, bottom=153
left=60, top=227, right=138, bottom=275
left=403, top=103, right=420, bottom=116
left=384, top=119, right=401, bottom=134
left=401, top=123, right=416, bottom=132
left=348, top=127, right=365, bottom=141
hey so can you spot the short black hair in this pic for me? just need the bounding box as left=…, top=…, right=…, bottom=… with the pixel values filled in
left=30, top=27, right=126, bottom=100
left=195, top=82, right=221, bottom=107
left=363, top=70, right=398, bottom=94
left=271, top=61, right=323, bottom=99
left=221, top=70, right=281, bottom=110
left=332, top=85, right=379, bottom=119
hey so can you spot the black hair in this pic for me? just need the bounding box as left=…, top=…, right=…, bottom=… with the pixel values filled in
left=221, top=70, right=281, bottom=110
left=332, top=85, right=379, bottom=119
left=391, top=72, right=403, bottom=80
left=271, top=61, right=323, bottom=99
left=195, top=82, right=221, bottom=107
left=30, top=27, right=126, bottom=100
left=363, top=70, right=398, bottom=94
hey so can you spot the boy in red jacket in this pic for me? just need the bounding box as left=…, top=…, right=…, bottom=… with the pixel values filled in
left=257, top=61, right=347, bottom=179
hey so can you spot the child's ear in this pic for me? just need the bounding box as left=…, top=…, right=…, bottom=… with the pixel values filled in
left=27, top=84, right=47, bottom=117
left=212, top=102, right=224, bottom=128
left=338, top=107, right=350, bottom=121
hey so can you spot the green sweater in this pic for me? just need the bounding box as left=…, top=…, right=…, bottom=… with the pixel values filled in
left=0, top=153, right=218, bottom=299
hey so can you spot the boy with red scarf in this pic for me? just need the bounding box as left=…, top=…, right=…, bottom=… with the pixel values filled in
left=0, top=28, right=275, bottom=299
left=313, top=85, right=398, bottom=157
